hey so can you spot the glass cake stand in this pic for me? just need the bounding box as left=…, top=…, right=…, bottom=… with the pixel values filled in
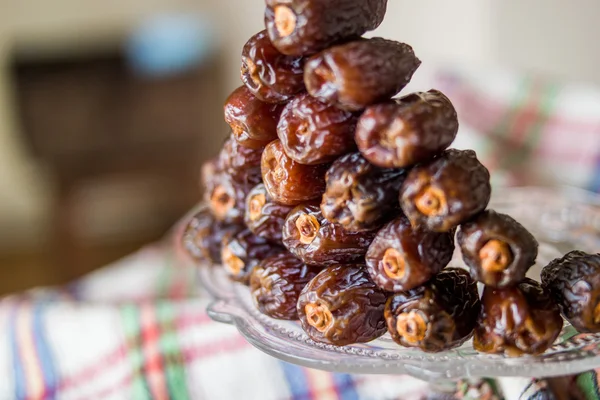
left=198, top=186, right=600, bottom=389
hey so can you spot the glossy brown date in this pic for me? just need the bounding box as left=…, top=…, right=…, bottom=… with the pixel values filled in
left=265, top=0, right=388, bottom=56
left=297, top=264, right=388, bottom=345
left=206, top=172, right=253, bottom=224
left=261, top=139, right=328, bottom=206
left=355, top=90, right=458, bottom=168
left=241, top=30, right=305, bottom=103
left=305, top=38, right=420, bottom=111
left=219, top=135, right=263, bottom=185
left=385, top=268, right=480, bottom=353
left=224, top=86, right=284, bottom=149
left=282, top=203, right=376, bottom=266
left=458, top=210, right=538, bottom=288
left=245, top=183, right=294, bottom=243
left=277, top=94, right=358, bottom=165
left=474, top=278, right=563, bottom=357
left=366, top=215, right=454, bottom=292
left=321, top=153, right=407, bottom=232
left=250, top=252, right=321, bottom=320
left=400, top=149, right=491, bottom=232
left=542, top=251, right=600, bottom=333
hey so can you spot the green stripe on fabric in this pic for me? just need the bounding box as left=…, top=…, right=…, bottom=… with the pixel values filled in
left=490, top=77, right=534, bottom=140
left=122, top=305, right=151, bottom=400
left=156, top=302, right=190, bottom=400
left=576, top=371, right=600, bottom=400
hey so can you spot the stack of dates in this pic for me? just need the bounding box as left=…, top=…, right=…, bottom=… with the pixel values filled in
left=184, top=0, right=600, bottom=356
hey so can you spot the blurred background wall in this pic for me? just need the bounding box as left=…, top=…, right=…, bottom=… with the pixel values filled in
left=0, top=0, right=598, bottom=293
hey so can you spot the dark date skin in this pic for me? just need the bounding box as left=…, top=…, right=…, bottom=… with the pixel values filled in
left=385, top=268, right=480, bottom=353
left=224, top=86, right=284, bottom=149
left=305, top=38, right=421, bottom=111
left=262, top=139, right=329, bottom=206
left=221, top=229, right=283, bottom=284
left=366, top=215, right=454, bottom=292
left=241, top=30, right=305, bottom=103
left=277, top=94, right=358, bottom=165
left=355, top=90, right=458, bottom=168
left=206, top=172, right=253, bottom=224
left=250, top=252, right=322, bottom=320
left=297, top=264, right=388, bottom=346
left=541, top=251, right=600, bottom=333
left=265, top=0, right=388, bottom=56
left=400, top=149, right=491, bottom=232
left=321, top=152, right=407, bottom=232
left=245, top=183, right=294, bottom=244
left=282, top=203, right=376, bottom=266
left=219, top=135, right=263, bottom=185
left=458, top=210, right=538, bottom=288
left=474, top=278, right=563, bottom=357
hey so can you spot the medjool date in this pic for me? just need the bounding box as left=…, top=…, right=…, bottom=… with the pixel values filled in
left=245, top=183, right=294, bottom=243
left=219, top=135, right=263, bottom=185
left=458, top=210, right=538, bottom=288
left=541, top=251, right=600, bottom=333
left=355, top=90, right=458, bottom=168
left=241, top=30, right=305, bottom=103
left=366, top=215, right=454, bottom=292
left=400, top=149, right=491, bottom=232
left=283, top=203, right=376, bottom=266
left=277, top=94, right=358, bottom=165
left=304, top=38, right=420, bottom=111
left=297, top=264, right=388, bottom=345
left=206, top=172, right=252, bottom=224
left=265, top=0, right=388, bottom=56
left=321, top=153, right=407, bottom=232
left=474, top=278, right=563, bottom=357
left=250, top=252, right=321, bottom=320
left=262, top=139, right=328, bottom=205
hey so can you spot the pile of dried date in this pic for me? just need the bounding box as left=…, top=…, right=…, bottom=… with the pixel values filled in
left=184, top=0, right=600, bottom=356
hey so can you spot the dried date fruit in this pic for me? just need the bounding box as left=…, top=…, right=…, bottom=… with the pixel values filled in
left=277, top=94, right=358, bottom=165
left=366, top=215, right=454, bottom=292
left=221, top=229, right=282, bottom=284
left=283, top=203, right=376, bottom=266
left=245, top=183, right=294, bottom=243
left=458, top=210, right=538, bottom=288
left=241, top=30, right=305, bottom=103
left=224, top=86, right=284, bottom=149
left=474, top=278, right=563, bottom=357
left=321, top=153, right=407, bottom=232
left=541, top=251, right=600, bottom=333
left=183, top=208, right=243, bottom=264
left=219, top=135, right=263, bottom=185
left=200, top=156, right=221, bottom=191
left=265, top=0, right=388, bottom=56
left=261, top=139, right=328, bottom=205
left=250, top=252, right=321, bottom=320
left=400, top=149, right=491, bottom=232
left=297, top=264, right=388, bottom=345
left=385, top=268, right=480, bottom=352
left=305, top=38, right=420, bottom=111
left=355, top=90, right=458, bottom=168
left=206, top=172, right=253, bottom=224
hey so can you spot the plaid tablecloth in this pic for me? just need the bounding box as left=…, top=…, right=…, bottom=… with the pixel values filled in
left=1, top=67, right=600, bottom=399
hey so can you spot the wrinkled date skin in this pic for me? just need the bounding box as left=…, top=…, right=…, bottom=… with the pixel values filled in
left=182, top=208, right=243, bottom=265
left=282, top=203, right=376, bottom=266
left=542, top=251, right=600, bottom=333
left=277, top=94, right=358, bottom=165
left=459, top=210, right=538, bottom=288
left=206, top=172, right=254, bottom=224
left=385, top=268, right=480, bottom=353
left=356, top=90, right=458, bottom=168
left=474, top=278, right=563, bottom=357
left=321, top=153, right=407, bottom=232
left=297, top=265, right=388, bottom=345
left=224, top=86, right=284, bottom=149
left=265, top=0, right=388, bottom=56
left=245, top=183, right=294, bottom=244
left=241, top=30, right=305, bottom=103
left=400, top=149, right=491, bottom=232
left=219, top=135, right=263, bottom=185
left=366, top=215, right=454, bottom=292
left=200, top=156, right=221, bottom=191
left=250, top=252, right=322, bottom=320
left=262, top=140, right=329, bottom=206
left=305, top=38, right=421, bottom=111
left=221, top=229, right=282, bottom=284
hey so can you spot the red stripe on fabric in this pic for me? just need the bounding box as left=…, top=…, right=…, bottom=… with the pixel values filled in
left=17, top=304, right=46, bottom=398
left=140, top=305, right=169, bottom=399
